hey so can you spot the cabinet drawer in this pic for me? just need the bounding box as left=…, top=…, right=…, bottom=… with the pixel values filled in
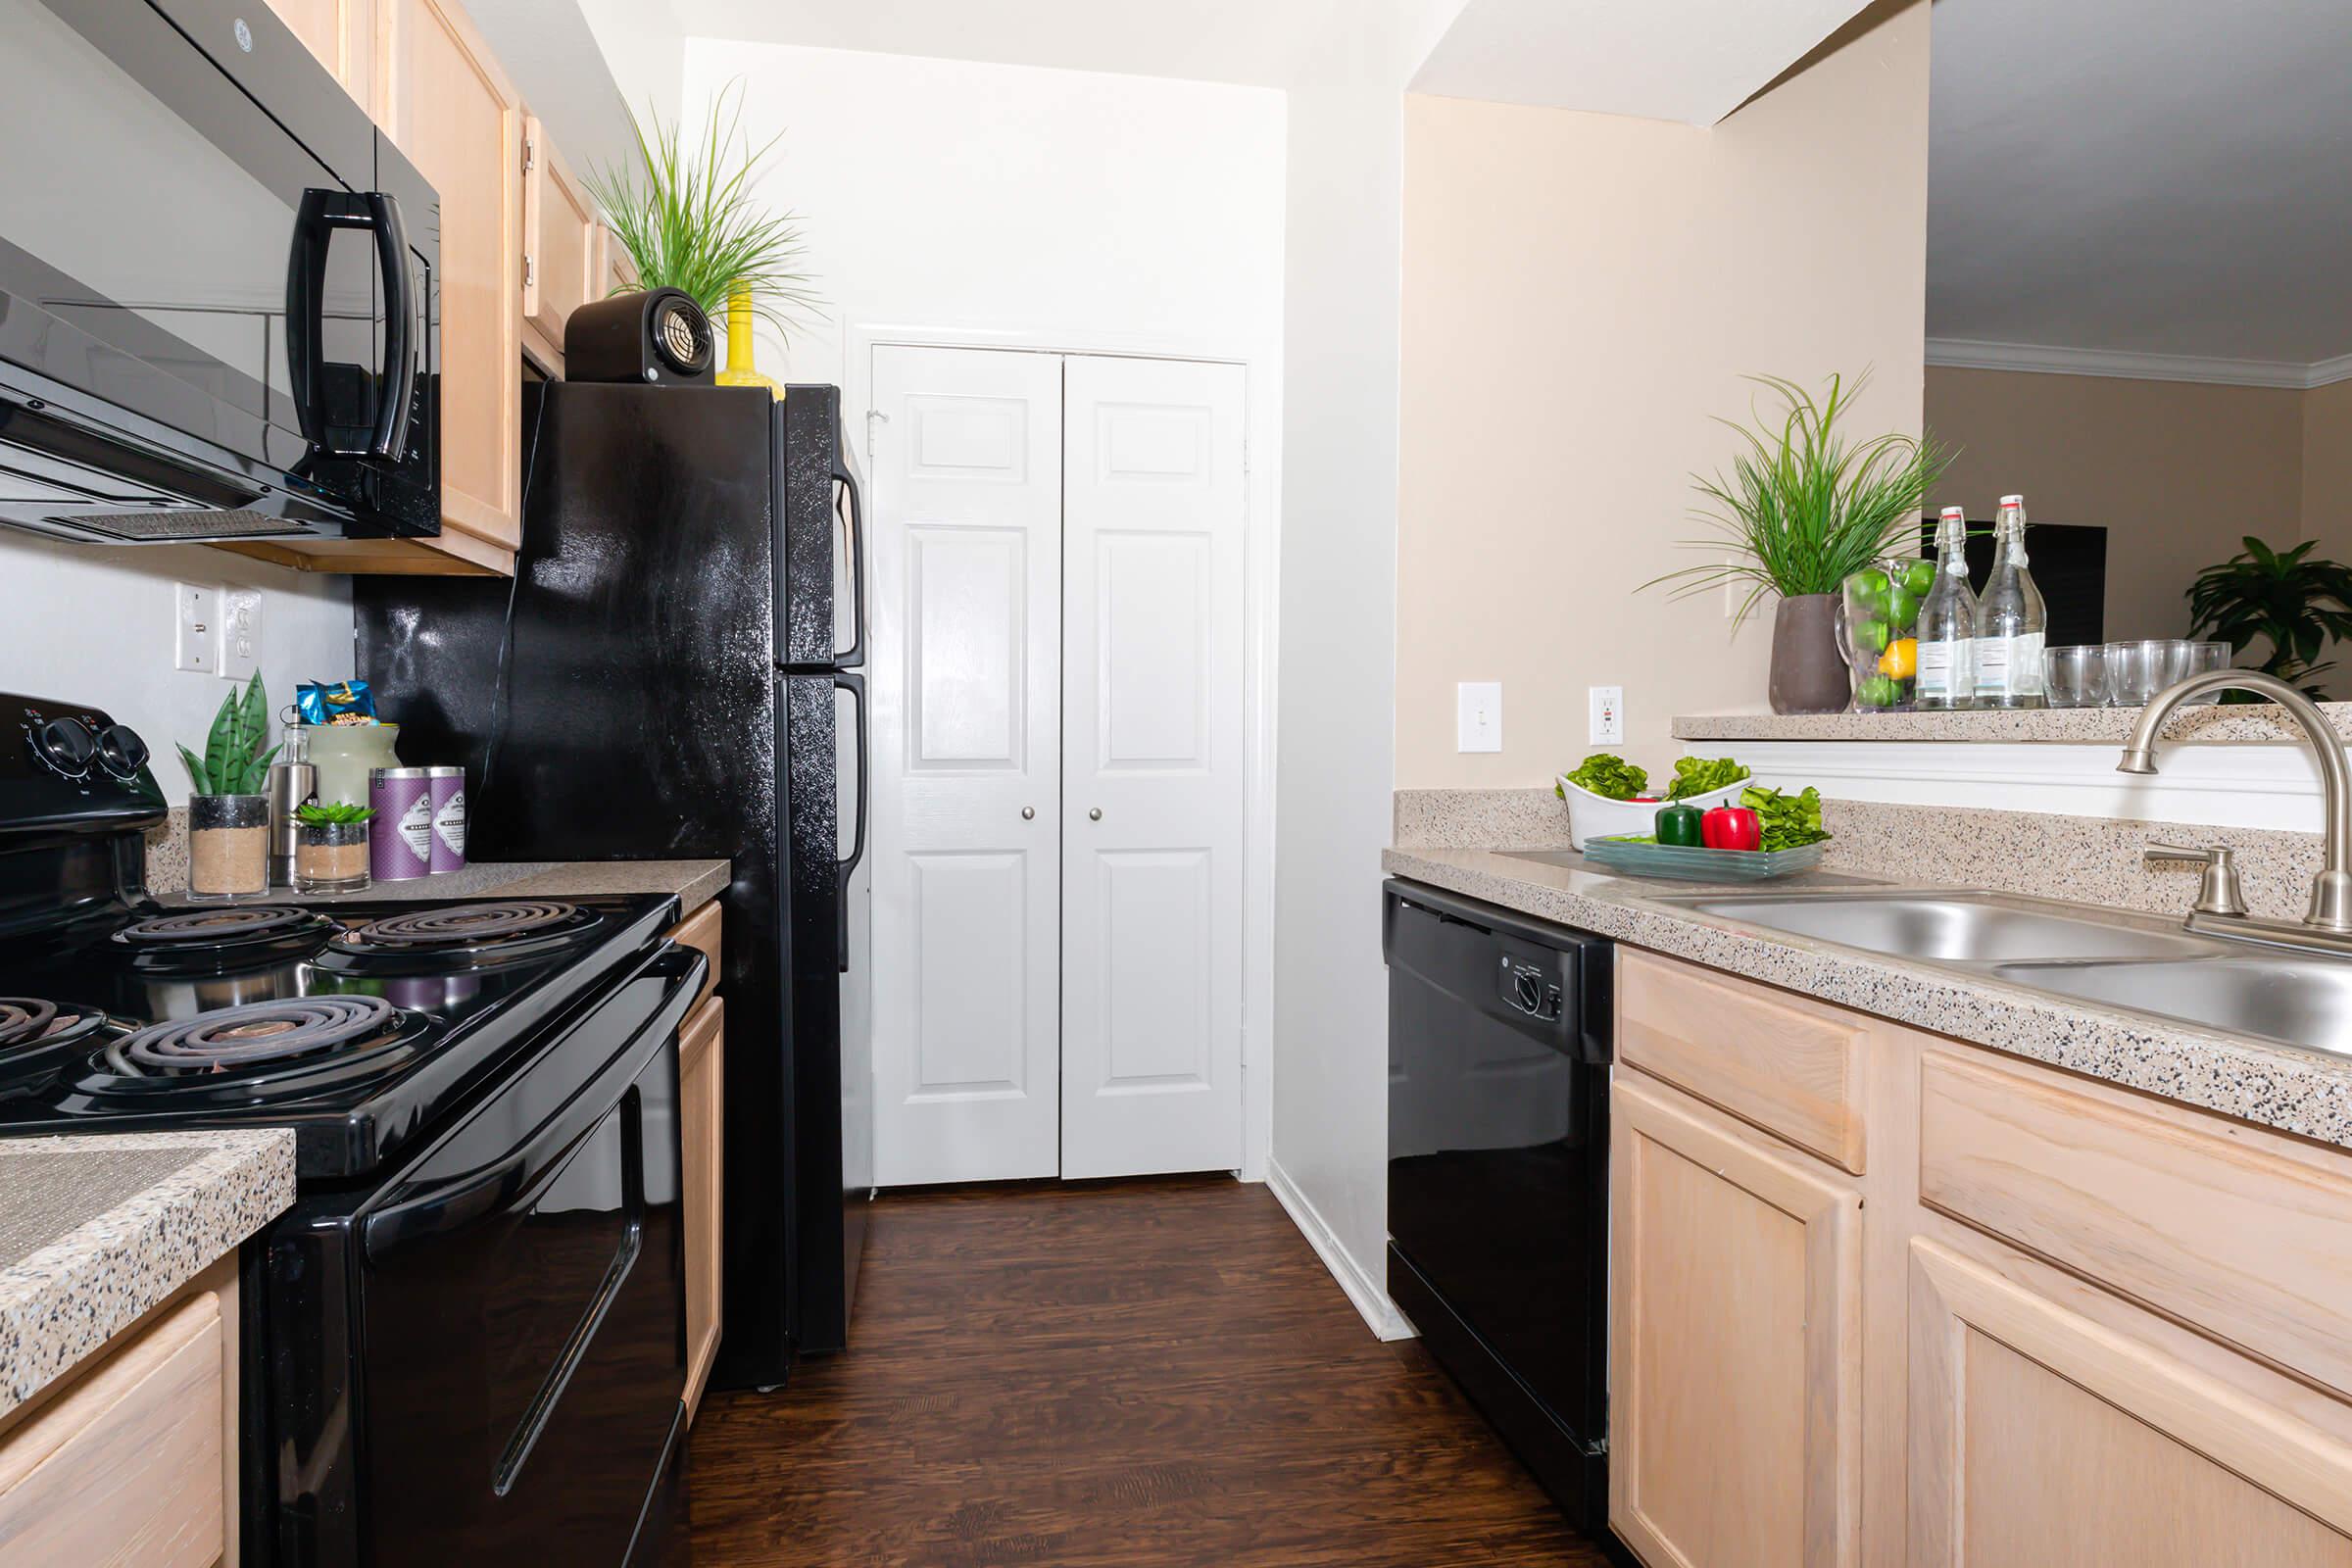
left=1618, top=950, right=1868, bottom=1173
left=1920, top=1047, right=2352, bottom=1396
left=665, top=903, right=722, bottom=1014
left=0, top=1293, right=224, bottom=1567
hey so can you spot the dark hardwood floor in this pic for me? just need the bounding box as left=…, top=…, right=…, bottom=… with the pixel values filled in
left=689, top=1175, right=1608, bottom=1567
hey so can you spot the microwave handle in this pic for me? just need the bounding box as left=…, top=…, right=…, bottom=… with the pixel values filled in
left=285, top=188, right=415, bottom=461
left=363, top=191, right=416, bottom=461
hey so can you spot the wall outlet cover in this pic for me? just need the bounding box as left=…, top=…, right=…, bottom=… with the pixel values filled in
left=1456, top=681, right=1502, bottom=754
left=1589, top=685, right=1624, bottom=745
left=172, top=583, right=216, bottom=675
left=219, top=588, right=263, bottom=680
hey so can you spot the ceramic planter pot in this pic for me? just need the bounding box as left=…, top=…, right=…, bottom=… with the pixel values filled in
left=1769, top=593, right=1851, bottom=715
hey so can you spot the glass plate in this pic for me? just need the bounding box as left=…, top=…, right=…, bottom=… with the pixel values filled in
left=1582, top=835, right=1828, bottom=882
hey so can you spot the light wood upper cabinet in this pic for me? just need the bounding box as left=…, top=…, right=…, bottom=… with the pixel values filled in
left=382, top=0, right=522, bottom=558
left=598, top=220, right=640, bottom=299
left=1609, top=1071, right=1863, bottom=1568
left=265, top=0, right=376, bottom=113
left=520, top=117, right=598, bottom=374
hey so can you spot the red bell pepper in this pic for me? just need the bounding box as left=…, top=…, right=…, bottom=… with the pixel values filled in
left=1701, top=805, right=1762, bottom=852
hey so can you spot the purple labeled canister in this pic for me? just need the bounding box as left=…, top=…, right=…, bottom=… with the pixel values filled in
left=427, top=765, right=467, bottom=872
left=370, top=767, right=435, bottom=882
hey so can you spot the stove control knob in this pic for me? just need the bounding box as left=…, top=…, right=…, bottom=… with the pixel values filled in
left=33, top=715, right=96, bottom=777
left=96, top=723, right=149, bottom=779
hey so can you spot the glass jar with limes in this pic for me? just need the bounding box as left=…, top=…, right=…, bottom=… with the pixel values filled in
left=1838, top=558, right=1936, bottom=710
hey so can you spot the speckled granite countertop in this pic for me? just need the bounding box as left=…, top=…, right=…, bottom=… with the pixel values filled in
left=0, top=1130, right=295, bottom=1417
left=1674, top=703, right=2352, bottom=744
left=1385, top=845, right=2352, bottom=1151
left=159, top=858, right=730, bottom=916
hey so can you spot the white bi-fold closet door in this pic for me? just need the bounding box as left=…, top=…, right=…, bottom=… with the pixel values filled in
left=868, top=344, right=1247, bottom=1187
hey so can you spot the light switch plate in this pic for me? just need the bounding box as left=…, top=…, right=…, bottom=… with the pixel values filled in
left=173, top=583, right=216, bottom=674
left=1456, top=681, right=1502, bottom=754
left=219, top=588, right=263, bottom=680
left=1589, top=685, right=1624, bottom=745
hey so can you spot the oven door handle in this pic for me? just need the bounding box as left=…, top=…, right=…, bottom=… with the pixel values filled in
left=362, top=945, right=705, bottom=1260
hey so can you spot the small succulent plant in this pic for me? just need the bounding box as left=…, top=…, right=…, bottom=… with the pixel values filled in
left=177, top=674, right=278, bottom=797
left=293, top=801, right=374, bottom=826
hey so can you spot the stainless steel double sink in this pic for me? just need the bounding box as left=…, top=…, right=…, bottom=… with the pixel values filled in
left=1619, top=885, right=2351, bottom=1058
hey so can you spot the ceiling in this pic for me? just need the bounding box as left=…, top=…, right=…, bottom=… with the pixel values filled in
left=1929, top=0, right=2352, bottom=378
left=1408, top=0, right=1863, bottom=126
left=662, top=0, right=1347, bottom=87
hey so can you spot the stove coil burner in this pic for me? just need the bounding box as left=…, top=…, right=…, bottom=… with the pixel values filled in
left=0, top=998, right=95, bottom=1049
left=117, top=995, right=401, bottom=1073
left=348, top=901, right=583, bottom=947
left=117, top=906, right=316, bottom=945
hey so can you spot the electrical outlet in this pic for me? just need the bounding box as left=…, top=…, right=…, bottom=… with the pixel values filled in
left=173, top=583, right=216, bottom=674
left=219, top=588, right=263, bottom=680
left=1456, top=681, right=1502, bottom=754
left=1589, top=685, right=1624, bottom=745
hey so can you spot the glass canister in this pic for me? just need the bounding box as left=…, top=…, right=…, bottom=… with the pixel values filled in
left=1839, top=559, right=1929, bottom=710
left=302, top=721, right=401, bottom=807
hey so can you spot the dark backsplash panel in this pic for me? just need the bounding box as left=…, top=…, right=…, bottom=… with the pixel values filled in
left=1919, top=519, right=2108, bottom=647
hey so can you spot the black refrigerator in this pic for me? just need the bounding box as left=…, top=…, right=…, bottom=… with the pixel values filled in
left=356, top=380, right=871, bottom=1389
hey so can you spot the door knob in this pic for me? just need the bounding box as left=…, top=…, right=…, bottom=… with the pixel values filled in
left=1021, top=807, right=1035, bottom=820
left=1089, top=808, right=1102, bottom=821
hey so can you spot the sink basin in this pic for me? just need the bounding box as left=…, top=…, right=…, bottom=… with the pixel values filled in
left=1648, top=889, right=2223, bottom=964
left=1986, top=955, right=2352, bottom=1058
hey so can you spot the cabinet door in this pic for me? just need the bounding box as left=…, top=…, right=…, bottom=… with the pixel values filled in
left=1610, top=1071, right=1863, bottom=1568
left=264, top=0, right=375, bottom=110
left=1908, top=1238, right=2352, bottom=1567
left=679, top=996, right=725, bottom=1423
left=520, top=117, right=597, bottom=371
left=383, top=0, right=522, bottom=554
left=595, top=220, right=639, bottom=299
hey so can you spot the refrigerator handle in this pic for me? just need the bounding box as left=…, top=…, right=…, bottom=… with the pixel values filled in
left=834, top=671, right=868, bottom=973
left=833, top=461, right=866, bottom=669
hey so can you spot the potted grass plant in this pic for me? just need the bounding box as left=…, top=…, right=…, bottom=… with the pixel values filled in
left=177, top=673, right=279, bottom=902
left=585, top=80, right=821, bottom=394
left=1646, top=371, right=1953, bottom=713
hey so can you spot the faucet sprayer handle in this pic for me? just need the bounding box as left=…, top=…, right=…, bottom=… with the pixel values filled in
left=2145, top=843, right=2249, bottom=918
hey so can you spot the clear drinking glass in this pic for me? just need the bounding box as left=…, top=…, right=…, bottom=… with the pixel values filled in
left=2105, top=640, right=2170, bottom=707
left=2043, top=645, right=2107, bottom=708
left=2179, top=640, right=2232, bottom=705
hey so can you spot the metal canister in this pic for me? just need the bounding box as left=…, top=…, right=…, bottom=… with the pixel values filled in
left=265, top=760, right=318, bottom=888
left=427, top=765, right=467, bottom=873
left=369, top=766, right=435, bottom=882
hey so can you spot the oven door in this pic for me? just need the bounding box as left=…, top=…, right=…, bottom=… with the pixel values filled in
left=351, top=945, right=702, bottom=1568
left=0, top=0, right=435, bottom=545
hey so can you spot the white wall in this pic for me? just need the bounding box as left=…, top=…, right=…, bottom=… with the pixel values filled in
left=1264, top=0, right=1464, bottom=1341
left=0, top=536, right=352, bottom=805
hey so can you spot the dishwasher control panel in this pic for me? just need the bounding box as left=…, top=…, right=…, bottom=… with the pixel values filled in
left=1496, top=944, right=1566, bottom=1021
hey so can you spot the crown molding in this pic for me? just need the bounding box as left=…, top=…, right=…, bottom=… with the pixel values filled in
left=1926, top=337, right=2352, bottom=391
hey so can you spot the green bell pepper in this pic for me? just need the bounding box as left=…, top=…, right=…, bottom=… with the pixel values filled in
left=1654, top=802, right=1704, bottom=848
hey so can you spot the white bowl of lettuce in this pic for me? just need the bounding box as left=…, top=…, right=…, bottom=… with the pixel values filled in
left=1555, top=755, right=1750, bottom=850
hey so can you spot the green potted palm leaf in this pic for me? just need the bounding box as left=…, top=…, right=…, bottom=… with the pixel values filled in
left=585, top=80, right=820, bottom=390
left=177, top=673, right=278, bottom=902
left=2187, top=536, right=2352, bottom=701
left=1646, top=371, right=1952, bottom=713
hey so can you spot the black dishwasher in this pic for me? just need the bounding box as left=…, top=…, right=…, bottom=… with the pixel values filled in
left=1385, top=878, right=1612, bottom=1530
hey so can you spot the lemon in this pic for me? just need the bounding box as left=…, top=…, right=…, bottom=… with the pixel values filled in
left=1878, top=637, right=1918, bottom=679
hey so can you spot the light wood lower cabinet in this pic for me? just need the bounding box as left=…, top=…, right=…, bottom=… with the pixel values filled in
left=1612, top=947, right=2352, bottom=1568
left=1610, top=1072, right=1862, bottom=1568
left=0, top=1259, right=240, bottom=1567
left=679, top=992, right=725, bottom=1424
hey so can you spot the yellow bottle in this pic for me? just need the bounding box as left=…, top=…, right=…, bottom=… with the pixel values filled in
left=712, top=281, right=782, bottom=400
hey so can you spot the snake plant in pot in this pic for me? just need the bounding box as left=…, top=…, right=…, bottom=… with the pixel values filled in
left=177, top=673, right=278, bottom=901
left=1645, top=372, right=1953, bottom=713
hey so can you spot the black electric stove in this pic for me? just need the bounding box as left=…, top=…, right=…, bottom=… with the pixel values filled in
left=0, top=692, right=701, bottom=1567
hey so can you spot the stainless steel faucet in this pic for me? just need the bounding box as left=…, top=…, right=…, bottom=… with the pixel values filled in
left=2119, top=669, right=2352, bottom=948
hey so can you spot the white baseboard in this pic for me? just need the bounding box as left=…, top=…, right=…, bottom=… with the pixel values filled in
left=1265, top=1156, right=1413, bottom=1342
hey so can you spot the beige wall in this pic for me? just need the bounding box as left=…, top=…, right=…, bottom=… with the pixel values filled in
left=2306, top=378, right=2352, bottom=563
left=1395, top=3, right=1930, bottom=789
left=1924, top=368, right=2307, bottom=643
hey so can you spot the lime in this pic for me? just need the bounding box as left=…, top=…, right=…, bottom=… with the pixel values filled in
left=1849, top=615, right=1890, bottom=656
left=1901, top=559, right=1936, bottom=596
left=1845, top=567, right=1890, bottom=615
left=1887, top=585, right=1921, bottom=630
left=1857, top=673, right=1902, bottom=708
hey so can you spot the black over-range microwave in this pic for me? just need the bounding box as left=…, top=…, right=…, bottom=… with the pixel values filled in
left=0, top=0, right=438, bottom=545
